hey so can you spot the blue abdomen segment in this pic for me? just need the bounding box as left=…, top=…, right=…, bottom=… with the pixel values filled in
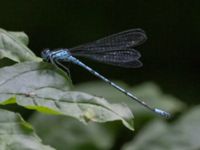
left=67, top=56, right=171, bottom=118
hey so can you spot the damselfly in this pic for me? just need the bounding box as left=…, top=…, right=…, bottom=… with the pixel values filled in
left=41, top=29, right=170, bottom=118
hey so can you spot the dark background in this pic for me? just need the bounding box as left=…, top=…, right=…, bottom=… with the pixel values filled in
left=0, top=0, right=199, bottom=105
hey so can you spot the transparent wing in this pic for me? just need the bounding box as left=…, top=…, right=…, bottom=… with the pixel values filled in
left=72, top=49, right=142, bottom=68
left=69, top=28, right=147, bottom=54
left=69, top=28, right=146, bottom=68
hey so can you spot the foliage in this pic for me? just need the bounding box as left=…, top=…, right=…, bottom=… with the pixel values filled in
left=0, top=109, right=55, bottom=150
left=123, top=106, right=200, bottom=150
left=0, top=28, right=197, bottom=150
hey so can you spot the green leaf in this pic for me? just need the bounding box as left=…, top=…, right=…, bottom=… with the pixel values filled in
left=9, top=31, right=29, bottom=46
left=74, top=81, right=185, bottom=116
left=0, top=61, right=72, bottom=109
left=0, top=109, right=55, bottom=150
left=0, top=62, right=134, bottom=130
left=123, top=105, right=200, bottom=150
left=0, top=28, right=41, bottom=62
left=30, top=113, right=115, bottom=150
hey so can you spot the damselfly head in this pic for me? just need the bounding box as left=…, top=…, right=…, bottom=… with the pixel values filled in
left=41, top=49, right=51, bottom=62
